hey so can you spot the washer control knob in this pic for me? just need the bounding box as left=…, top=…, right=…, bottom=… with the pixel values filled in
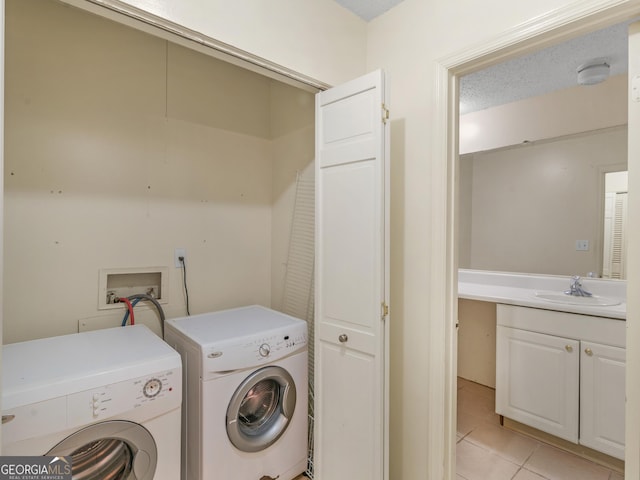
left=259, top=343, right=271, bottom=357
left=143, top=378, right=162, bottom=398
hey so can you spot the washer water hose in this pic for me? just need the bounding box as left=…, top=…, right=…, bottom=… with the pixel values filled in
left=120, top=293, right=166, bottom=338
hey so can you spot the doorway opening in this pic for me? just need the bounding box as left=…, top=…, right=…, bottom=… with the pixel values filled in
left=438, top=5, right=640, bottom=479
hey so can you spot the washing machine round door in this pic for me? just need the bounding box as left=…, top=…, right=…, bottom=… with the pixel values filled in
left=46, top=420, right=157, bottom=480
left=226, top=365, right=297, bottom=452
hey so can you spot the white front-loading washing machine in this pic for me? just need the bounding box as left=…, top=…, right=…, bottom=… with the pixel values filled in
left=2, top=324, right=182, bottom=480
left=165, top=305, right=308, bottom=480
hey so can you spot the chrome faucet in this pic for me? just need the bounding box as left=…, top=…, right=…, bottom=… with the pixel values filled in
left=564, top=275, right=592, bottom=297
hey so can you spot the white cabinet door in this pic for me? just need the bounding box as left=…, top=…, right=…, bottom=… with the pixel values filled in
left=314, top=70, right=389, bottom=480
left=496, top=326, right=579, bottom=442
left=580, top=341, right=626, bottom=459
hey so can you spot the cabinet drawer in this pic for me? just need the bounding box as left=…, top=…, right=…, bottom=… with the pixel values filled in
left=497, top=304, right=624, bottom=348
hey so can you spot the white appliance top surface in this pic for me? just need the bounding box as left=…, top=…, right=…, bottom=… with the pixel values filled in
left=2, top=324, right=181, bottom=409
left=166, top=305, right=306, bottom=346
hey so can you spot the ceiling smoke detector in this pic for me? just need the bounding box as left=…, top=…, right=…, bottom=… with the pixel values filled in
left=577, top=62, right=610, bottom=86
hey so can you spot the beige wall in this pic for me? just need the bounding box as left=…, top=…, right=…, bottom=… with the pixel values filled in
left=460, top=126, right=627, bottom=276
left=3, top=0, right=314, bottom=343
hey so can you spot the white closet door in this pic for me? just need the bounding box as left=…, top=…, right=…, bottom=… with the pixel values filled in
left=314, top=70, right=389, bottom=480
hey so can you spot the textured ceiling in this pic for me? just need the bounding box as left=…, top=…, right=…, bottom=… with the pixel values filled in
left=460, top=21, right=632, bottom=114
left=333, top=0, right=632, bottom=116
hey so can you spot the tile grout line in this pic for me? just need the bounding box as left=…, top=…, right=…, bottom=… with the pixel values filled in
left=458, top=378, right=615, bottom=480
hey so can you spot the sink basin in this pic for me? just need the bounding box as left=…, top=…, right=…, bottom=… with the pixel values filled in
left=534, top=292, right=621, bottom=306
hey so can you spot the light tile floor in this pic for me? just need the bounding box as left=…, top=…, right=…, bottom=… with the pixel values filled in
left=456, top=377, right=624, bottom=480
left=295, top=379, right=624, bottom=480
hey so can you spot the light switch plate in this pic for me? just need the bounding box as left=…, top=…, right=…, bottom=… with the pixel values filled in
left=576, top=240, right=589, bottom=251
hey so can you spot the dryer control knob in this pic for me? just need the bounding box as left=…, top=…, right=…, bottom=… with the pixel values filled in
left=259, top=343, right=271, bottom=357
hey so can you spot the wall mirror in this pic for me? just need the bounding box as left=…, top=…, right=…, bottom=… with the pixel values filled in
left=457, top=21, right=630, bottom=279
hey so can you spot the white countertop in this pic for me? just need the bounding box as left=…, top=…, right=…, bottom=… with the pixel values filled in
left=458, top=269, right=626, bottom=320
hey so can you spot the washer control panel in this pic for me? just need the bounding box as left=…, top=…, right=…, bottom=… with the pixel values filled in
left=205, top=324, right=307, bottom=373
left=250, top=330, right=307, bottom=360
left=67, top=366, right=181, bottom=425
left=3, top=366, right=182, bottom=445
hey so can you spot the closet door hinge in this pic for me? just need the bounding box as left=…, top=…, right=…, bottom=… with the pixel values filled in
left=382, top=103, right=390, bottom=124
left=381, top=301, right=389, bottom=320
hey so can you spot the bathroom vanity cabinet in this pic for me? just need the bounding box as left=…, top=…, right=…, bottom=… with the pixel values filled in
left=496, top=304, right=625, bottom=460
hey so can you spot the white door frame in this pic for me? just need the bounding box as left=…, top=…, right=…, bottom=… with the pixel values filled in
left=433, top=1, right=640, bottom=478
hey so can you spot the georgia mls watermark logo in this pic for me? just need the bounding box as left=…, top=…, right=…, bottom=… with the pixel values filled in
left=0, top=456, right=72, bottom=480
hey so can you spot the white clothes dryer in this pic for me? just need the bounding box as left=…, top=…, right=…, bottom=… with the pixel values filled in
left=2, top=324, right=182, bottom=480
left=165, top=305, right=308, bottom=480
